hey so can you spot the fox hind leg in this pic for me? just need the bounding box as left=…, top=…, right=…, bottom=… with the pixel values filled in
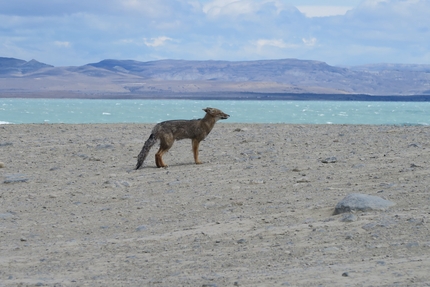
left=155, top=148, right=169, bottom=167
left=155, top=138, right=173, bottom=168
left=192, top=139, right=202, bottom=164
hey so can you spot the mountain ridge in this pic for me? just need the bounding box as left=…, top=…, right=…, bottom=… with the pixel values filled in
left=1, top=57, right=430, bottom=99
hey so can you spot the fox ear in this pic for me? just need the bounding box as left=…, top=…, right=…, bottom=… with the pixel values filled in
left=203, top=108, right=211, bottom=113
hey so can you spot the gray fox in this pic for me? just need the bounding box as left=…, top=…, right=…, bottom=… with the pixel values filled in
left=135, top=107, right=229, bottom=169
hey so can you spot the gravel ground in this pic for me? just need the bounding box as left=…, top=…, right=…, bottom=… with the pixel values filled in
left=1, top=123, right=430, bottom=286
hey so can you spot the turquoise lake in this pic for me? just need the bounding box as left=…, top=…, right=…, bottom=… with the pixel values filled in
left=1, top=98, right=429, bottom=125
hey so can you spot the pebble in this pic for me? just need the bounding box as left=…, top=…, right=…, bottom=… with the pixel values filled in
left=3, top=174, right=29, bottom=183
left=0, top=213, right=15, bottom=219
left=323, top=247, right=339, bottom=254
left=362, top=218, right=395, bottom=230
left=322, top=157, right=337, bottom=163
left=406, top=242, right=419, bottom=248
left=340, top=213, right=358, bottom=222
left=96, top=144, right=115, bottom=149
left=408, top=143, right=421, bottom=148
left=104, top=180, right=132, bottom=188
left=136, top=225, right=147, bottom=231
left=76, top=153, right=88, bottom=159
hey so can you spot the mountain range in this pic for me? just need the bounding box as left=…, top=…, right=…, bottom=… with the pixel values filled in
left=1, top=57, right=430, bottom=100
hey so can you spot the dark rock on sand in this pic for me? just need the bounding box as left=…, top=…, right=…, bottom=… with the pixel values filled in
left=334, top=193, right=395, bottom=215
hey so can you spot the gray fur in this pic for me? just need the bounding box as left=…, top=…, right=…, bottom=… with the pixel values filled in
left=135, top=133, right=157, bottom=170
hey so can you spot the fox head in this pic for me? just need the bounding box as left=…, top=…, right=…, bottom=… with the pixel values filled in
left=203, top=107, right=230, bottom=120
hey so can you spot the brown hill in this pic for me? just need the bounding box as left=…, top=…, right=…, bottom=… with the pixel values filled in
left=1, top=57, right=430, bottom=99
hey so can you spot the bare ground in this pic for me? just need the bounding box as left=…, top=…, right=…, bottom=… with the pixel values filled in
left=1, top=123, right=430, bottom=286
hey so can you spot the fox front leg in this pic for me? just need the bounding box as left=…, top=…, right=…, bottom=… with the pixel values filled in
left=192, top=139, right=203, bottom=164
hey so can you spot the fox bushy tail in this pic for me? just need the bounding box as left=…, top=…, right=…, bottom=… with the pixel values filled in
left=135, top=133, right=158, bottom=170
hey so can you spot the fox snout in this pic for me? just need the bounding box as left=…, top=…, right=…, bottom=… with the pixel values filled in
left=221, top=113, right=230, bottom=119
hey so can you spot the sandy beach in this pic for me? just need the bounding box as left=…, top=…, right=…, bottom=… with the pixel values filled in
left=1, top=123, right=430, bottom=286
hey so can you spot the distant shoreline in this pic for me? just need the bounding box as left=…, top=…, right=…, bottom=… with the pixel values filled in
left=1, top=92, right=430, bottom=101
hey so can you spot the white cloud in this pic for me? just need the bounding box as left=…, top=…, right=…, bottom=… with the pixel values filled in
left=359, top=0, right=390, bottom=8
left=116, top=39, right=134, bottom=44
left=296, top=5, right=353, bottom=17
left=54, top=41, right=71, bottom=48
left=121, top=0, right=170, bottom=17
left=255, top=39, right=298, bottom=49
left=202, top=0, right=293, bottom=18
left=203, top=0, right=256, bottom=17
left=302, top=37, right=317, bottom=46
left=144, top=36, right=173, bottom=48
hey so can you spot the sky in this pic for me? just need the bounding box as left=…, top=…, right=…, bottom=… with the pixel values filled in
left=0, top=0, right=429, bottom=67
